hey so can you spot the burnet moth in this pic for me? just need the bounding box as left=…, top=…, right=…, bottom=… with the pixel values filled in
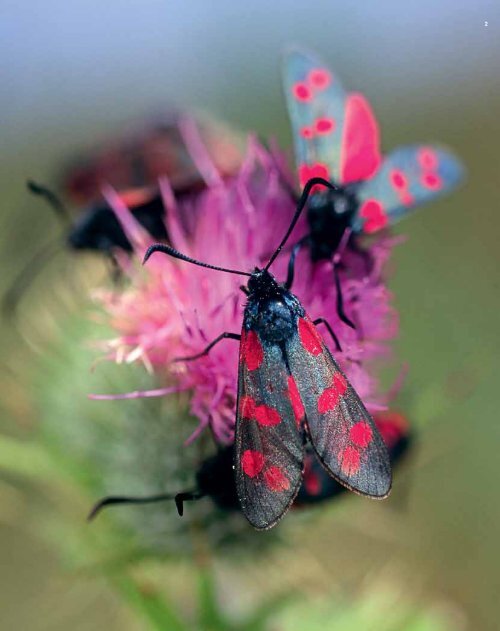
left=27, top=181, right=170, bottom=254
left=283, top=49, right=464, bottom=255
left=112, top=176, right=391, bottom=530
left=281, top=49, right=464, bottom=325
left=3, top=117, right=241, bottom=317
left=47, top=115, right=240, bottom=255
left=89, top=411, right=411, bottom=522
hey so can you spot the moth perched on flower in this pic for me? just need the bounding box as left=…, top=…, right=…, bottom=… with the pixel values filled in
left=93, top=135, right=399, bottom=446
left=281, top=49, right=464, bottom=280
left=133, top=176, right=395, bottom=530
left=91, top=123, right=404, bottom=527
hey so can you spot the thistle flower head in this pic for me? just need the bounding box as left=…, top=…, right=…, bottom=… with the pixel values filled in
left=97, top=134, right=399, bottom=446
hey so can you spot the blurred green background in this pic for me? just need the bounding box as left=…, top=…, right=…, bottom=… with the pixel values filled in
left=1, top=1, right=499, bottom=629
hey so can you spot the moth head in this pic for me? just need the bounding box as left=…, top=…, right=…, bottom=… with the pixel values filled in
left=247, top=268, right=281, bottom=299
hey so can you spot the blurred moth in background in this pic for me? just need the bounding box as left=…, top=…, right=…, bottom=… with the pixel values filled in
left=58, top=114, right=242, bottom=253
left=90, top=410, right=413, bottom=520
left=281, top=49, right=464, bottom=323
left=2, top=114, right=243, bottom=316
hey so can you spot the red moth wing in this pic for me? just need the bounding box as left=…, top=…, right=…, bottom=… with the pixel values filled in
left=340, top=93, right=381, bottom=185
left=235, top=327, right=304, bottom=530
left=286, top=316, right=392, bottom=498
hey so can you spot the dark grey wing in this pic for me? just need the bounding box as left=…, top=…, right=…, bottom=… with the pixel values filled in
left=286, top=316, right=391, bottom=498
left=234, top=327, right=305, bottom=530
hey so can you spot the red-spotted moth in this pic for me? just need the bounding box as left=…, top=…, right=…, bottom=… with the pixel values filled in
left=282, top=49, right=464, bottom=261
left=138, top=177, right=392, bottom=530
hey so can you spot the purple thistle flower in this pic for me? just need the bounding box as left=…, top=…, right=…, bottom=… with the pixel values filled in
left=94, top=133, right=399, bottom=445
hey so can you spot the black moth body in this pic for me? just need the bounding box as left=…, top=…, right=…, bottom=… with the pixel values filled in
left=304, top=184, right=359, bottom=262
left=68, top=189, right=168, bottom=253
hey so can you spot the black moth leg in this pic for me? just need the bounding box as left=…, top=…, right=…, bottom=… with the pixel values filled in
left=332, top=261, right=356, bottom=330
left=313, top=318, right=342, bottom=353
left=174, top=332, right=241, bottom=362
left=174, top=491, right=204, bottom=516
left=285, top=236, right=308, bottom=290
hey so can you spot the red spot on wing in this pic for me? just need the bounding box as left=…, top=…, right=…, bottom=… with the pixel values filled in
left=240, top=396, right=256, bottom=419
left=241, top=397, right=281, bottom=426
left=242, top=450, right=265, bottom=477
left=359, top=199, right=388, bottom=234
left=315, top=117, right=335, bottom=135
left=254, top=404, right=282, bottom=427
left=401, top=191, right=415, bottom=206
left=338, top=446, right=361, bottom=476
left=349, top=422, right=373, bottom=448
left=300, top=126, right=313, bottom=139
left=340, top=94, right=381, bottom=184
left=390, top=169, right=407, bottom=190
left=418, top=147, right=438, bottom=170
left=298, top=163, right=330, bottom=188
left=293, top=82, right=312, bottom=102
left=389, top=170, right=414, bottom=207
left=308, top=68, right=332, bottom=90
left=317, top=373, right=348, bottom=413
left=264, top=466, right=290, bottom=492
left=421, top=172, right=442, bottom=190
left=242, top=329, right=263, bottom=371
left=288, top=375, right=305, bottom=427
left=298, top=317, right=323, bottom=356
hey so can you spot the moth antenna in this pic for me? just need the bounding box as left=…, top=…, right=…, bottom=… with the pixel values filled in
left=143, top=243, right=251, bottom=277
left=265, top=176, right=336, bottom=271
left=27, top=180, right=71, bottom=226
left=174, top=491, right=205, bottom=516
left=87, top=491, right=182, bottom=521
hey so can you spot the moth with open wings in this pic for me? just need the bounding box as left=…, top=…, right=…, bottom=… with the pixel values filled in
left=282, top=49, right=464, bottom=298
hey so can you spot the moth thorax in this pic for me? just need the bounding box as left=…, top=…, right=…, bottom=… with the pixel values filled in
left=255, top=299, right=295, bottom=343
left=307, top=188, right=358, bottom=261
left=308, top=188, right=356, bottom=224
